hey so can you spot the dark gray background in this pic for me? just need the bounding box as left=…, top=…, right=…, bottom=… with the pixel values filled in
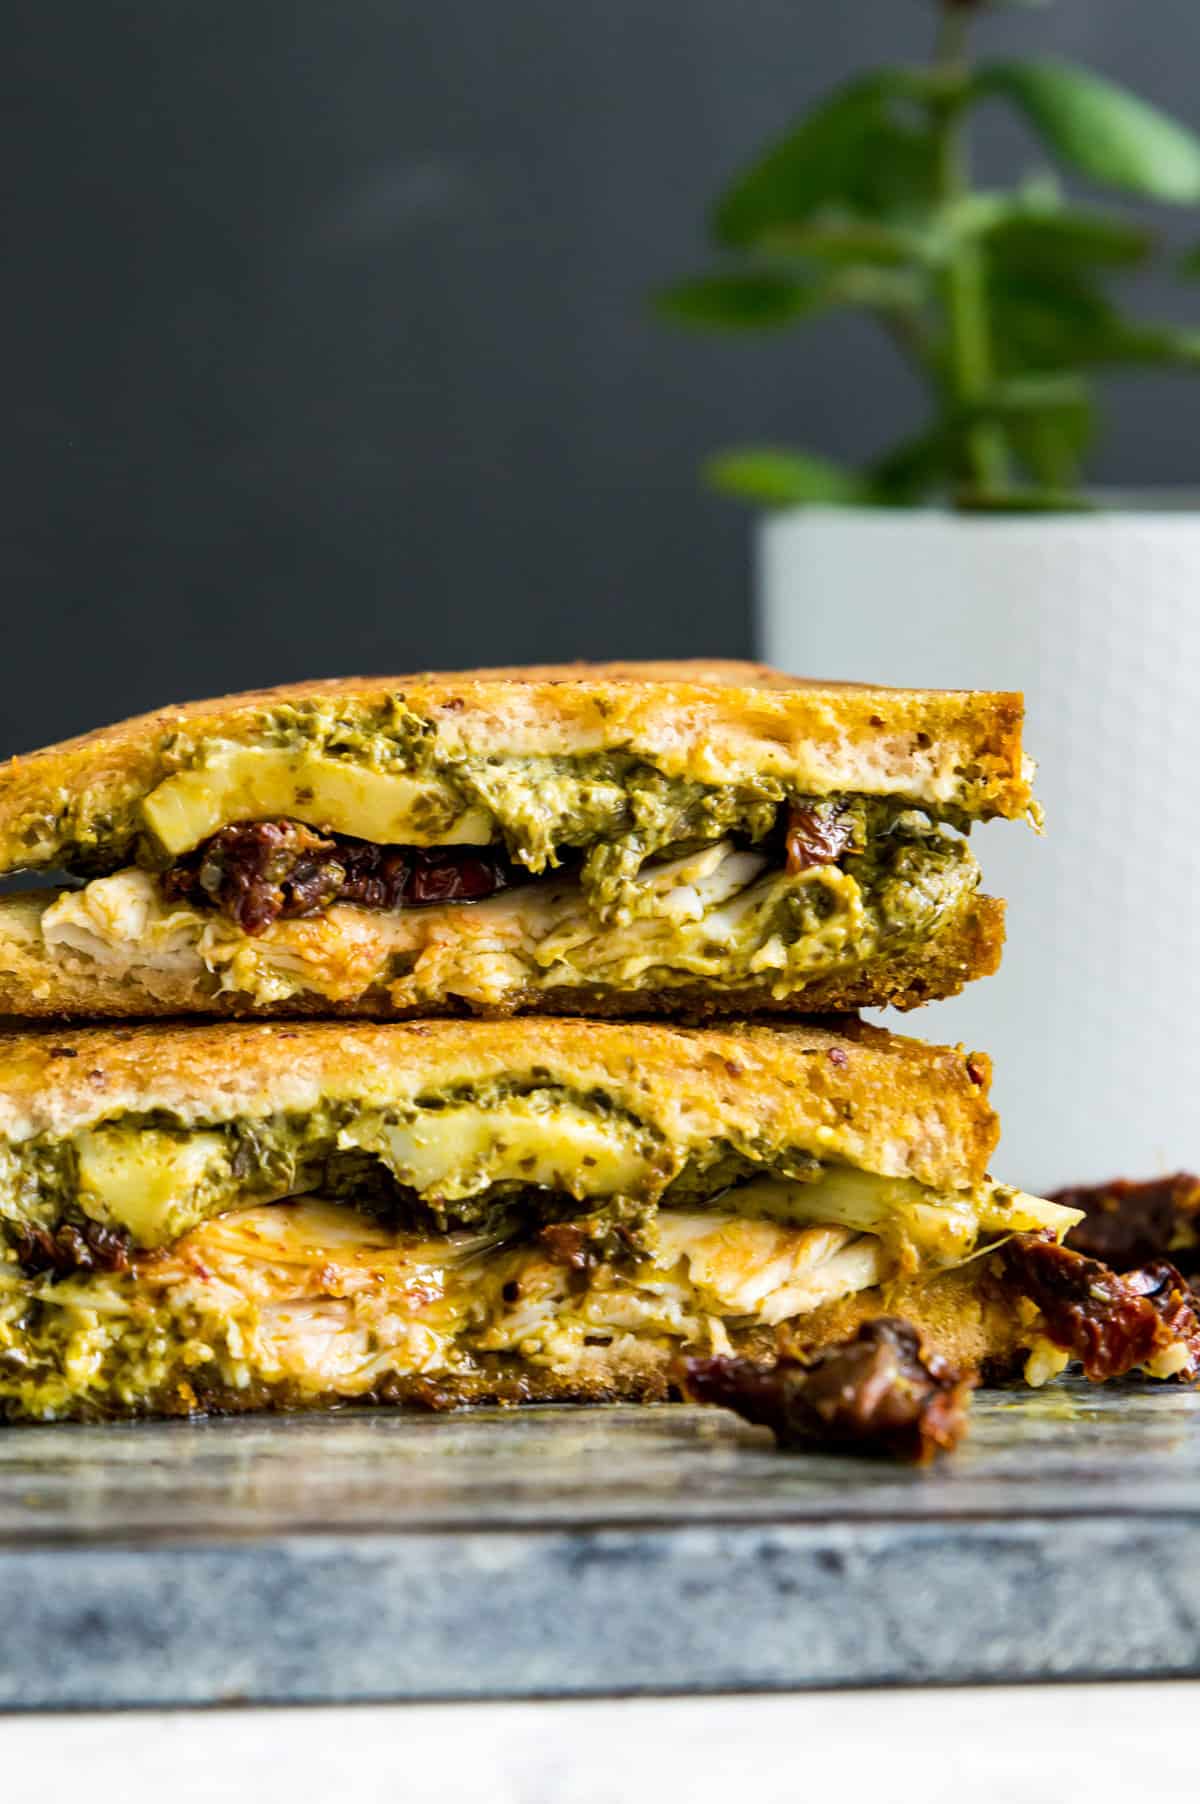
left=6, top=1, right=1200, bottom=754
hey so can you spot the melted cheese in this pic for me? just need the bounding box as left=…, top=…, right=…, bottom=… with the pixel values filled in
left=716, top=1171, right=1081, bottom=1266
left=141, top=744, right=493, bottom=854
left=340, top=1097, right=656, bottom=1202
left=61, top=1095, right=657, bottom=1251
left=50, top=1093, right=1079, bottom=1273
left=74, top=1126, right=230, bottom=1244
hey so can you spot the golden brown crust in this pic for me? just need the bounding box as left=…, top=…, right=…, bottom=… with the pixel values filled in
left=22, top=1349, right=685, bottom=1423
left=782, top=1264, right=1029, bottom=1378
left=0, top=892, right=1005, bottom=1021
left=0, top=660, right=1032, bottom=873
left=0, top=1014, right=997, bottom=1189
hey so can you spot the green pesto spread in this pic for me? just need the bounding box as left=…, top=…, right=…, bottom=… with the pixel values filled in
left=0, top=1088, right=750, bottom=1257
left=26, top=687, right=976, bottom=883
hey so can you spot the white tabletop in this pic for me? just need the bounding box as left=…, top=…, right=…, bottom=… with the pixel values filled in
left=3, top=1685, right=1188, bottom=1803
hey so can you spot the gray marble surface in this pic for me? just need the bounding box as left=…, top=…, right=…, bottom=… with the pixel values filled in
left=1, top=1384, right=1198, bottom=1708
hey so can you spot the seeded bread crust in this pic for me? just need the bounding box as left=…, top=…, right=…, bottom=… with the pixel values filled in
left=0, top=660, right=1032, bottom=874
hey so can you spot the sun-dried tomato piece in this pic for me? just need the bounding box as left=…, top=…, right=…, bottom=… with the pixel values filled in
left=402, top=850, right=509, bottom=906
left=681, top=1317, right=974, bottom=1463
left=536, top=1223, right=598, bottom=1271
left=1001, top=1232, right=1200, bottom=1382
left=164, top=821, right=520, bottom=934
left=784, top=802, right=855, bottom=875
left=12, top=1218, right=133, bottom=1278
left=1057, top=1173, right=1200, bottom=1275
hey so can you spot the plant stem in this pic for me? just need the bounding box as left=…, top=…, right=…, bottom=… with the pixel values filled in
left=930, top=5, right=1009, bottom=498
left=934, top=5, right=969, bottom=71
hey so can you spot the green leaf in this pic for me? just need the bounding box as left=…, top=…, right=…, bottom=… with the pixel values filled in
left=1117, top=321, right=1200, bottom=365
left=1178, top=244, right=1200, bottom=276
left=976, top=59, right=1200, bottom=202
left=838, top=119, right=940, bottom=223
left=748, top=217, right=922, bottom=266
left=869, top=429, right=948, bottom=503
left=653, top=271, right=824, bottom=330
left=654, top=264, right=924, bottom=331
left=869, top=378, right=1094, bottom=502
left=988, top=268, right=1200, bottom=369
left=704, top=447, right=870, bottom=507
left=712, top=73, right=936, bottom=247
left=987, top=268, right=1114, bottom=369
left=1004, top=391, right=1097, bottom=490
left=981, top=205, right=1152, bottom=270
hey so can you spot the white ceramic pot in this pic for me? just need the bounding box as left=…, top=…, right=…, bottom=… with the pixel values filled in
left=757, top=504, right=1200, bottom=1190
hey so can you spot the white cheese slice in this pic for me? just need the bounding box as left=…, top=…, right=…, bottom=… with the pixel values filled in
left=74, top=1126, right=230, bottom=1245
left=341, top=1098, right=654, bottom=1202
left=141, top=744, right=493, bottom=854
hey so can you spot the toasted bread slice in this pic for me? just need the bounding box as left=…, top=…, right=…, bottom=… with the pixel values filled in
left=0, top=660, right=1032, bottom=874
left=0, top=1014, right=997, bottom=1187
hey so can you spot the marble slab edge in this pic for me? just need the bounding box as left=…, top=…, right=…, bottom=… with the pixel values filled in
left=1, top=1509, right=1199, bottom=1709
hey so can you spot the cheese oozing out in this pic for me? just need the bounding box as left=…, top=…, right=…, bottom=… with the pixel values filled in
left=715, top=1170, right=1080, bottom=1267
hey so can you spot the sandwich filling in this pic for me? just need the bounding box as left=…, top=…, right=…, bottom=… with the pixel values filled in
left=28, top=775, right=985, bottom=1010
left=0, top=1047, right=1079, bottom=1420
left=0, top=1140, right=1078, bottom=1419
left=0, top=1076, right=1066, bottom=1261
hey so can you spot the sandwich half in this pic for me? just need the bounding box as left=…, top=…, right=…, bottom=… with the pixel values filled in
left=0, top=661, right=1029, bottom=1020
left=0, top=1012, right=1172, bottom=1426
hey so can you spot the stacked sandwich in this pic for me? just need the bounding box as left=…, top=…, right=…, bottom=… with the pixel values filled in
left=0, top=661, right=1194, bottom=1446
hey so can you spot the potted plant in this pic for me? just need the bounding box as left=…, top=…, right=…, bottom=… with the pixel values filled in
left=657, top=0, right=1200, bottom=1188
